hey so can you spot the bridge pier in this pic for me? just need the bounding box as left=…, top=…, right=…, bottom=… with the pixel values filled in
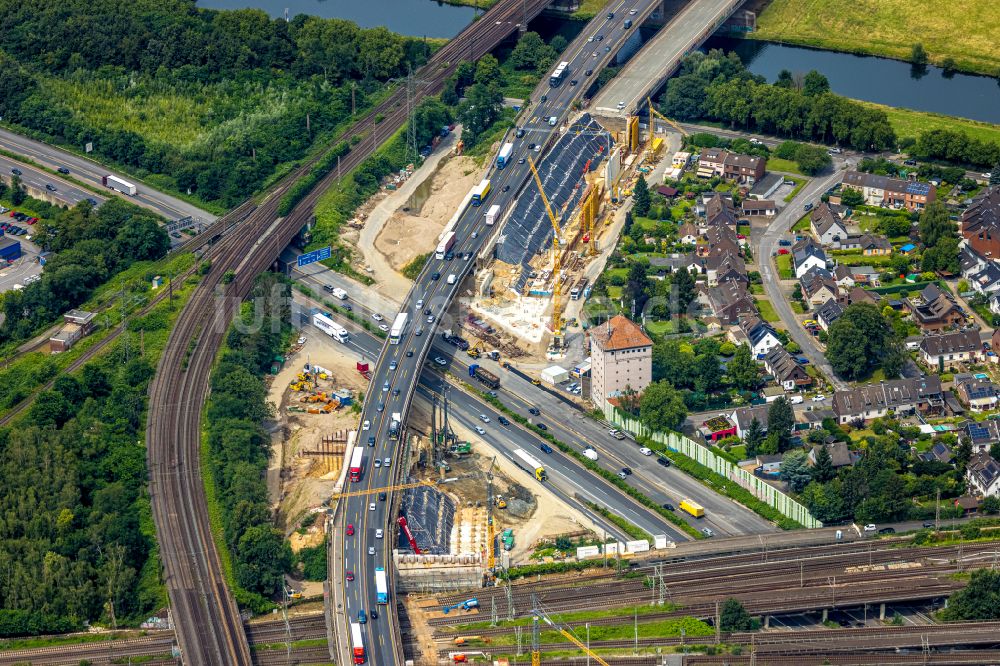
left=763, top=614, right=770, bottom=629
left=821, top=608, right=828, bottom=623
left=880, top=603, right=886, bottom=621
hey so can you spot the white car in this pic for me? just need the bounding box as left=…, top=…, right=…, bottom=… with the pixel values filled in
left=983, top=173, right=993, bottom=179
left=639, top=447, right=652, bottom=456
left=368, top=546, right=376, bottom=555
left=372, top=313, right=384, bottom=322
left=629, top=8, right=636, bottom=14
left=375, top=529, right=384, bottom=539
left=369, top=503, right=376, bottom=511
left=863, top=523, right=877, bottom=532
left=812, top=394, right=826, bottom=402
left=379, top=324, right=389, bottom=332
left=416, top=299, right=424, bottom=308
left=587, top=35, right=594, bottom=42
left=475, top=426, right=486, bottom=435
left=480, top=414, right=491, bottom=423
left=297, top=336, right=306, bottom=345
left=383, top=457, right=391, bottom=467
left=362, top=420, right=371, bottom=431
left=374, top=459, right=381, bottom=468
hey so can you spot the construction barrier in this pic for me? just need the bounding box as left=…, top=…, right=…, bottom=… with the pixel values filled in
left=605, top=406, right=823, bottom=529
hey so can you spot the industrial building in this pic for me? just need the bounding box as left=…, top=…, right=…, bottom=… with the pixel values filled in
left=0, top=237, right=21, bottom=262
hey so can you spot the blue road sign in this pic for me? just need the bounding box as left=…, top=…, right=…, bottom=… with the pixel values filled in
left=297, top=246, right=332, bottom=267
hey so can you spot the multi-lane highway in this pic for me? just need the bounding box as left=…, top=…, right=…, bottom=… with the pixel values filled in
left=338, top=0, right=670, bottom=663
left=0, top=154, right=103, bottom=207
left=0, top=127, right=215, bottom=223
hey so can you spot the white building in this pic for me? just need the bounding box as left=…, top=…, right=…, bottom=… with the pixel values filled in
left=967, top=452, right=1000, bottom=498
left=590, top=315, right=653, bottom=410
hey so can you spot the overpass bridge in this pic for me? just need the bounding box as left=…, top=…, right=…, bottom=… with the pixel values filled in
left=593, top=0, right=745, bottom=120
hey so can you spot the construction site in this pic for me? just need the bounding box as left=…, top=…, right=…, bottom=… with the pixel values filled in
left=467, top=110, right=668, bottom=360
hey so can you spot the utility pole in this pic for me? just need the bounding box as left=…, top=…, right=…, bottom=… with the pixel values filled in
left=586, top=623, right=590, bottom=666
left=531, top=594, right=541, bottom=666
left=714, top=601, right=720, bottom=645
left=633, top=606, right=638, bottom=654
left=935, top=488, right=941, bottom=531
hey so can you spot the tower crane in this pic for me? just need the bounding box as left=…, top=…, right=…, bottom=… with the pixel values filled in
left=486, top=457, right=497, bottom=571
left=531, top=605, right=610, bottom=666
left=527, top=156, right=565, bottom=350
left=647, top=97, right=688, bottom=140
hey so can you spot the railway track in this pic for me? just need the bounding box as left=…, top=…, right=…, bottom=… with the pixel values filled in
left=144, top=1, right=554, bottom=664
left=683, top=652, right=1000, bottom=665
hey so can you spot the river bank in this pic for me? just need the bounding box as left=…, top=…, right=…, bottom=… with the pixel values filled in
left=748, top=0, right=1000, bottom=77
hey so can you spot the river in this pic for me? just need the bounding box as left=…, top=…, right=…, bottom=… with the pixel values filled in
left=197, top=0, right=477, bottom=39
left=705, top=36, right=1000, bottom=125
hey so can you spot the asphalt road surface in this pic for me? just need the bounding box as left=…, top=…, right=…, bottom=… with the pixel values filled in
left=336, top=1, right=668, bottom=662
left=757, top=166, right=850, bottom=392
left=0, top=127, right=216, bottom=223
left=0, top=154, right=103, bottom=208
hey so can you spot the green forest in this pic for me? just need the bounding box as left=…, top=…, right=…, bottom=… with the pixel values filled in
left=205, top=273, right=291, bottom=609
left=0, top=0, right=433, bottom=208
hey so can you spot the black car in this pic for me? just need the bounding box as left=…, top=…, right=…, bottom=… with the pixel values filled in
left=621, top=467, right=632, bottom=476
left=86, top=198, right=98, bottom=206
left=368, top=436, right=376, bottom=447
left=528, top=143, right=536, bottom=150
left=378, top=492, right=387, bottom=502
left=540, top=443, right=553, bottom=454
left=497, top=415, right=510, bottom=426
left=662, top=503, right=675, bottom=511
left=10, top=168, right=21, bottom=175
left=323, top=284, right=334, bottom=293
left=585, top=69, right=593, bottom=76
left=570, top=79, right=578, bottom=86
left=515, top=128, right=525, bottom=138
left=57, top=166, right=70, bottom=174
left=528, top=407, right=540, bottom=416
left=431, top=272, right=440, bottom=281
left=606, top=11, right=614, bottom=18
left=502, top=185, right=510, bottom=192
left=657, top=457, right=671, bottom=468
left=45, top=183, right=56, bottom=191
left=539, top=95, right=547, bottom=103
left=536, top=423, right=548, bottom=431
left=342, top=304, right=353, bottom=311
left=406, top=349, right=414, bottom=357
left=878, top=527, right=896, bottom=534
left=922, top=522, right=934, bottom=528
left=444, top=251, right=454, bottom=261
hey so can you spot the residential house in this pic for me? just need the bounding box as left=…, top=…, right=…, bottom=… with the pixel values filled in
left=966, top=452, right=1000, bottom=498
left=832, top=375, right=944, bottom=424
left=833, top=265, right=856, bottom=290
left=649, top=254, right=701, bottom=276
left=969, top=261, right=1000, bottom=295
left=800, top=268, right=839, bottom=306
left=792, top=238, right=828, bottom=279
left=764, top=345, right=811, bottom=391
left=677, top=223, right=699, bottom=245
left=899, top=243, right=916, bottom=255
left=704, top=193, right=738, bottom=227
left=954, top=373, right=999, bottom=412
left=919, top=330, right=983, bottom=370
left=849, top=265, right=882, bottom=287
left=960, top=243, right=988, bottom=280
left=699, top=415, right=737, bottom=442
left=656, top=185, right=678, bottom=198
left=910, top=283, right=966, bottom=331
left=840, top=286, right=878, bottom=308
left=729, top=404, right=770, bottom=440
left=807, top=441, right=857, bottom=470
left=742, top=199, right=776, bottom=217
left=749, top=172, right=783, bottom=200
left=816, top=299, right=844, bottom=331
left=991, top=292, right=1000, bottom=317
left=859, top=234, right=892, bottom=256
left=706, top=251, right=748, bottom=287
left=961, top=186, right=1000, bottom=259
left=740, top=315, right=781, bottom=357
left=964, top=420, right=1000, bottom=453
left=810, top=203, right=848, bottom=246
left=709, top=279, right=757, bottom=325
left=842, top=170, right=936, bottom=212
left=697, top=148, right=767, bottom=185
left=589, top=315, right=653, bottom=409
left=919, top=442, right=954, bottom=464
left=836, top=235, right=863, bottom=251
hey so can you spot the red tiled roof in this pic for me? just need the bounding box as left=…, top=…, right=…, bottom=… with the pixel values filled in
left=591, top=315, right=653, bottom=352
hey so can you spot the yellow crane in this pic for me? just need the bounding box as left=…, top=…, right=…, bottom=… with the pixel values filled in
left=531, top=606, right=610, bottom=666
left=327, top=479, right=441, bottom=500
left=527, top=156, right=564, bottom=349
left=647, top=97, right=688, bottom=139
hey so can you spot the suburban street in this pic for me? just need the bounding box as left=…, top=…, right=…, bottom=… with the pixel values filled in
left=757, top=166, right=851, bottom=392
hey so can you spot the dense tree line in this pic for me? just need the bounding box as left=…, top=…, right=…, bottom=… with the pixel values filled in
left=205, top=274, right=291, bottom=608
left=659, top=50, right=896, bottom=151
left=0, top=199, right=169, bottom=346
left=0, top=349, right=160, bottom=635
left=0, top=2, right=432, bottom=207
left=912, top=129, right=1000, bottom=169
left=825, top=303, right=905, bottom=380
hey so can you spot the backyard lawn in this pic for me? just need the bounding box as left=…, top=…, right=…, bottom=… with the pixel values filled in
left=792, top=215, right=811, bottom=232
left=766, top=157, right=803, bottom=175
left=775, top=253, right=793, bottom=279
left=755, top=299, right=780, bottom=323
left=751, top=0, right=1000, bottom=75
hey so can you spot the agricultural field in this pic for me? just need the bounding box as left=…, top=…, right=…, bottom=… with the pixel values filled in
left=751, top=0, right=1000, bottom=76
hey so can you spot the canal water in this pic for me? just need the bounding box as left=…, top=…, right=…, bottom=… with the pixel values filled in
left=197, top=0, right=478, bottom=39
left=705, top=36, right=1000, bottom=125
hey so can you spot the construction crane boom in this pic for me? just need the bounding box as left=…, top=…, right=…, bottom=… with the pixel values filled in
left=527, top=156, right=564, bottom=348
left=533, top=609, right=611, bottom=666
left=327, top=479, right=439, bottom=500
left=647, top=97, right=688, bottom=137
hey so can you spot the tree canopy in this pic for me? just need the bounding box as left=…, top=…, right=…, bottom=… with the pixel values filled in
left=639, top=381, right=688, bottom=432
left=826, top=303, right=904, bottom=380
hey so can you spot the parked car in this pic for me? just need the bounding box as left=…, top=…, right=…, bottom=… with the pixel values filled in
left=863, top=523, right=877, bottom=532
left=777, top=249, right=789, bottom=255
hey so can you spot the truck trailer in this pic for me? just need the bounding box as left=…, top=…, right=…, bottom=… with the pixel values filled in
left=389, top=412, right=402, bottom=440
left=679, top=499, right=705, bottom=518
left=350, top=622, right=365, bottom=664
left=101, top=175, right=137, bottom=196
left=375, top=567, right=388, bottom=604
left=436, top=231, right=457, bottom=260
left=313, top=312, right=349, bottom=343
left=496, top=143, right=514, bottom=169
left=471, top=365, right=500, bottom=390
left=513, top=449, right=547, bottom=482
left=348, top=446, right=364, bottom=483
left=484, top=203, right=501, bottom=226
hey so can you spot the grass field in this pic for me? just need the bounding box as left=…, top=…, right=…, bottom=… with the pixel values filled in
left=775, top=253, right=793, bottom=279
left=755, top=299, right=780, bottom=323
left=751, top=0, right=1000, bottom=76
left=766, top=157, right=803, bottom=175
left=860, top=103, right=1000, bottom=144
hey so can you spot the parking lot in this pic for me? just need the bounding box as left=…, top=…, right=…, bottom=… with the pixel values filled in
left=0, top=206, right=43, bottom=293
